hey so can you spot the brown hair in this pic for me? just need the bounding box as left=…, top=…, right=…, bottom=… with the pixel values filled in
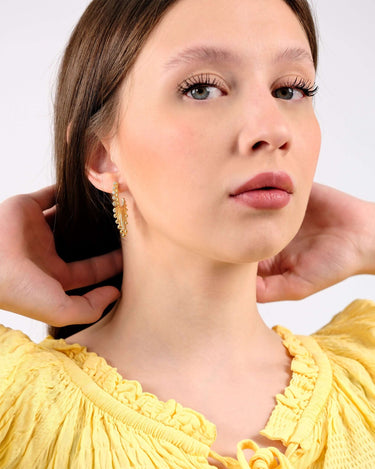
left=48, top=0, right=319, bottom=339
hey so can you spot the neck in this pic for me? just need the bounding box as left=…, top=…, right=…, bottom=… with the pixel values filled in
left=99, top=230, right=280, bottom=374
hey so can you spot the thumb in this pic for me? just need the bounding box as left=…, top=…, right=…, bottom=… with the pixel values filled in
left=256, top=274, right=305, bottom=303
left=51, top=287, right=121, bottom=326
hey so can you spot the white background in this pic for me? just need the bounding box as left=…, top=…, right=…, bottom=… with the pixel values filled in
left=0, top=0, right=374, bottom=342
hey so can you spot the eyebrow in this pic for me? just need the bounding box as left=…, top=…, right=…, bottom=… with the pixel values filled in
left=163, top=45, right=314, bottom=71
left=277, top=47, right=314, bottom=66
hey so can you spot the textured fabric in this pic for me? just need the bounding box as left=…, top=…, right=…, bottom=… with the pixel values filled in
left=0, top=299, right=375, bottom=468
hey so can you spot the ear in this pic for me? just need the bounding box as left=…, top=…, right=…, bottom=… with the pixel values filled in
left=86, top=139, right=121, bottom=194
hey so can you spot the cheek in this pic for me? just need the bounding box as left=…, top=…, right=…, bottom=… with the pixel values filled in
left=294, top=114, right=321, bottom=208
left=117, top=110, right=211, bottom=213
left=115, top=110, right=224, bottom=245
left=297, top=112, right=321, bottom=179
left=308, top=115, right=322, bottom=165
left=308, top=111, right=321, bottom=158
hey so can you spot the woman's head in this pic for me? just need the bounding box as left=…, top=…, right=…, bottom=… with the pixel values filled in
left=51, top=0, right=320, bottom=338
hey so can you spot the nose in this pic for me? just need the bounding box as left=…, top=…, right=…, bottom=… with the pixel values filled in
left=237, top=92, right=291, bottom=156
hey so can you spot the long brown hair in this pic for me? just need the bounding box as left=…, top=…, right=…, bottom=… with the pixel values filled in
left=48, top=0, right=318, bottom=339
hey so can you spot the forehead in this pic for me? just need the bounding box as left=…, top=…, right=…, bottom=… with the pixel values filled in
left=135, top=0, right=312, bottom=70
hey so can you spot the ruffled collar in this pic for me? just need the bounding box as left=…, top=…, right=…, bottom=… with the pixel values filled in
left=40, top=324, right=332, bottom=466
left=263, top=326, right=332, bottom=451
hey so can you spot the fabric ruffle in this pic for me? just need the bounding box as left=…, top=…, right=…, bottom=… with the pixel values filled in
left=209, top=440, right=295, bottom=469
left=41, top=336, right=217, bottom=447
left=259, top=325, right=332, bottom=467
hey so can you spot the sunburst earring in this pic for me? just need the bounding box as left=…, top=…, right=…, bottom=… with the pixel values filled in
left=112, top=182, right=128, bottom=238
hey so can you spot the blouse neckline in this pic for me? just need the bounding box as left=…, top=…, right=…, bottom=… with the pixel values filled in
left=39, top=324, right=332, bottom=464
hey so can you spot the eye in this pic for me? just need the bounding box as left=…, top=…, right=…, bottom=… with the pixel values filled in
left=186, top=85, right=223, bottom=100
left=272, top=78, right=319, bottom=101
left=177, top=73, right=226, bottom=101
left=273, top=86, right=304, bottom=101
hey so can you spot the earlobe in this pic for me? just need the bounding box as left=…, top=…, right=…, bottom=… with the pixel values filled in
left=86, top=140, right=120, bottom=194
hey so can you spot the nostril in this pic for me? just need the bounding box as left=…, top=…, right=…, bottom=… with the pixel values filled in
left=251, top=140, right=289, bottom=151
left=252, top=141, right=263, bottom=150
left=280, top=142, right=288, bottom=151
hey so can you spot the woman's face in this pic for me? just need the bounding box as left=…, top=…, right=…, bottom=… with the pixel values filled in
left=109, top=0, right=321, bottom=263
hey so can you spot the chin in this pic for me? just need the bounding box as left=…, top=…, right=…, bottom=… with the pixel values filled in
left=209, top=240, right=287, bottom=265
left=233, top=231, right=297, bottom=263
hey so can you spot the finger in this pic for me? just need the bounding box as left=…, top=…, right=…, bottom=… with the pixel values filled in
left=63, top=249, right=123, bottom=291
left=44, top=205, right=56, bottom=229
left=51, top=286, right=121, bottom=326
left=29, top=185, right=56, bottom=211
left=256, top=275, right=291, bottom=303
left=257, top=261, right=275, bottom=277
left=256, top=274, right=313, bottom=303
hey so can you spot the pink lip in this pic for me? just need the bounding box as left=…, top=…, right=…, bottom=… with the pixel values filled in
left=230, top=171, right=294, bottom=209
left=230, top=171, right=294, bottom=196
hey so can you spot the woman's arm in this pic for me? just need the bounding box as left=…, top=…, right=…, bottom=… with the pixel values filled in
left=0, top=186, right=122, bottom=326
left=256, top=183, right=375, bottom=302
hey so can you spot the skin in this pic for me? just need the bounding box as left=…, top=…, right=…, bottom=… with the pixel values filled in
left=66, top=0, right=321, bottom=457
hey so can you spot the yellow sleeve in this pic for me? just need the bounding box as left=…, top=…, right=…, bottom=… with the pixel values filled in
left=0, top=324, right=41, bottom=395
left=313, top=299, right=375, bottom=384
left=312, top=300, right=375, bottom=452
left=0, top=325, right=83, bottom=468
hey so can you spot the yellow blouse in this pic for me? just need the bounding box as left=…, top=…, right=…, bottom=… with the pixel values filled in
left=1, top=299, right=375, bottom=468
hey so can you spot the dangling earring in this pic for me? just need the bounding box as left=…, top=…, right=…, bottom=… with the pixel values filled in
left=112, top=182, right=128, bottom=238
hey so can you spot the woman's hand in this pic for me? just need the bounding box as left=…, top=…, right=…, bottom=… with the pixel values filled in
left=256, top=183, right=375, bottom=302
left=0, top=186, right=123, bottom=326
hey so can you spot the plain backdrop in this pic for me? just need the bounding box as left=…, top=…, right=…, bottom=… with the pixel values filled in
left=0, top=0, right=374, bottom=342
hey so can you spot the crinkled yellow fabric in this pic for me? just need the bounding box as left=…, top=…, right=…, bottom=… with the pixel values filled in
left=1, top=299, right=375, bottom=468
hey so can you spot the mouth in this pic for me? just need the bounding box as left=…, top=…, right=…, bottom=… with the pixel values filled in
left=230, top=171, right=294, bottom=209
left=230, top=171, right=294, bottom=197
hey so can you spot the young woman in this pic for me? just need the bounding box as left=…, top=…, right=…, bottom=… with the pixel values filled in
left=1, top=0, right=375, bottom=467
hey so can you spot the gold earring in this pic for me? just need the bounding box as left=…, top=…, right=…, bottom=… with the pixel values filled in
left=112, top=182, right=128, bottom=238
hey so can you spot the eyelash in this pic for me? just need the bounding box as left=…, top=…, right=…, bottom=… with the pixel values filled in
left=177, top=73, right=223, bottom=96
left=281, top=77, right=319, bottom=97
left=177, top=73, right=319, bottom=99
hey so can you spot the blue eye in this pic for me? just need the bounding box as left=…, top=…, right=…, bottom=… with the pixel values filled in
left=178, top=73, right=226, bottom=100
left=273, top=78, right=319, bottom=100
left=273, top=87, right=304, bottom=101
left=186, top=85, right=223, bottom=100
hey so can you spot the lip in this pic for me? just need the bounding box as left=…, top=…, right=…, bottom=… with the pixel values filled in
left=230, top=171, right=294, bottom=210
left=230, top=171, right=294, bottom=197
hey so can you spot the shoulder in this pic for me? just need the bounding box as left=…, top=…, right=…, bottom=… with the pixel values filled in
left=309, top=300, right=375, bottom=461
left=0, top=324, right=64, bottom=391
left=312, top=299, right=375, bottom=362
left=0, top=325, right=53, bottom=391
left=0, top=323, right=79, bottom=404
left=314, top=299, right=375, bottom=333
left=0, top=325, right=82, bottom=466
left=311, top=299, right=375, bottom=387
